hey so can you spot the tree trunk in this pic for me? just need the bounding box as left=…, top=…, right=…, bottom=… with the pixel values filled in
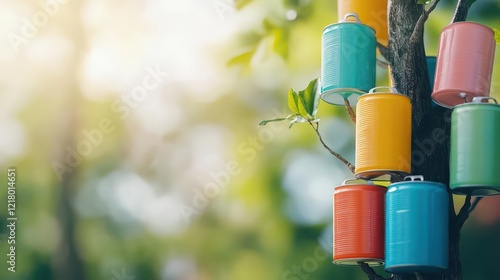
left=387, top=1, right=461, bottom=280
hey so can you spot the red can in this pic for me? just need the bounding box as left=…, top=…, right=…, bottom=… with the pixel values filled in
left=333, top=179, right=386, bottom=266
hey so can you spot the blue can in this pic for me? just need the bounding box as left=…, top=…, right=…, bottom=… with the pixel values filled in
left=320, top=13, right=376, bottom=106
left=385, top=176, right=449, bottom=274
left=427, top=56, right=436, bottom=90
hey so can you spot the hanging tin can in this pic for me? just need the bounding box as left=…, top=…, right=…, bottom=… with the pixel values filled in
left=333, top=179, right=386, bottom=266
left=432, top=22, right=496, bottom=108
left=427, top=56, right=437, bottom=90
left=355, top=87, right=412, bottom=179
left=320, top=13, right=376, bottom=106
left=338, top=0, right=388, bottom=45
left=385, top=176, right=449, bottom=274
left=450, top=97, right=500, bottom=196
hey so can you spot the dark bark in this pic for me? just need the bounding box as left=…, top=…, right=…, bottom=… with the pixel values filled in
left=359, top=1, right=474, bottom=279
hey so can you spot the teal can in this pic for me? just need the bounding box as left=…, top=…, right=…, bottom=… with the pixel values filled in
left=450, top=97, right=500, bottom=196
left=427, top=56, right=436, bottom=89
left=320, top=13, right=376, bottom=106
left=385, top=176, right=449, bottom=274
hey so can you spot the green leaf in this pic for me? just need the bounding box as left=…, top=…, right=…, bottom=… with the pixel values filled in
left=493, top=28, right=500, bottom=45
left=259, top=114, right=299, bottom=126
left=297, top=79, right=319, bottom=119
left=258, top=117, right=287, bottom=126
left=287, top=88, right=300, bottom=114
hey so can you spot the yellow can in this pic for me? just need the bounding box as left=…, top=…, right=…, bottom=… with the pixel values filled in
left=355, top=87, right=412, bottom=179
left=338, top=0, right=388, bottom=45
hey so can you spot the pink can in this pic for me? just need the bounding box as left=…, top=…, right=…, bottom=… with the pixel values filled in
left=432, top=22, right=496, bottom=108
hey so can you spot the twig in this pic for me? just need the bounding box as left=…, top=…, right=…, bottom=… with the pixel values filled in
left=308, top=121, right=355, bottom=173
left=456, top=194, right=472, bottom=230
left=344, top=99, right=356, bottom=124
left=415, top=271, right=424, bottom=280
left=358, top=262, right=390, bottom=280
left=410, top=0, right=441, bottom=43
left=469, top=197, right=483, bottom=214
left=452, top=0, right=468, bottom=23
left=377, top=42, right=390, bottom=63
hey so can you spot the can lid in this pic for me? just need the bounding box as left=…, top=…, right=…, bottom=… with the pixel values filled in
left=472, top=97, right=498, bottom=104
left=369, top=86, right=399, bottom=94
left=359, top=86, right=410, bottom=100
left=389, top=175, right=447, bottom=188
left=404, top=175, right=425, bottom=182
left=337, top=178, right=388, bottom=188
left=454, top=96, right=499, bottom=108
left=341, top=13, right=361, bottom=24
left=323, top=13, right=375, bottom=33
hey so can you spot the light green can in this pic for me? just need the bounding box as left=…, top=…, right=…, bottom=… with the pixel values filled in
left=450, top=97, right=500, bottom=196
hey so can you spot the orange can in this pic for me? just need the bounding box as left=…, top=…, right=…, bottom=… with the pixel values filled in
left=333, top=179, right=386, bottom=266
left=338, top=0, right=388, bottom=45
left=355, top=87, right=412, bottom=178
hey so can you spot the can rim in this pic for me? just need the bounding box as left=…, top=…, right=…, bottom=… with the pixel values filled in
left=335, top=181, right=388, bottom=190
left=323, top=21, right=376, bottom=34
left=453, top=96, right=499, bottom=108
left=443, top=21, right=494, bottom=36
left=389, top=180, right=447, bottom=188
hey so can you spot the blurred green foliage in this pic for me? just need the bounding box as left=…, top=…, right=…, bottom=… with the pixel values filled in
left=0, top=0, right=499, bottom=280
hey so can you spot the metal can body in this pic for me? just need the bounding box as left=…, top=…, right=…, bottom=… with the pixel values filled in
left=321, top=14, right=376, bottom=106
left=427, top=56, right=437, bottom=90
left=450, top=97, right=500, bottom=196
left=432, top=22, right=496, bottom=108
left=355, top=87, right=412, bottom=178
left=385, top=176, right=449, bottom=274
left=333, top=180, right=386, bottom=266
left=338, top=0, right=388, bottom=45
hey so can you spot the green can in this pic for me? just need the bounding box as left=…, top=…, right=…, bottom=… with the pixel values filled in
left=450, top=97, right=500, bottom=196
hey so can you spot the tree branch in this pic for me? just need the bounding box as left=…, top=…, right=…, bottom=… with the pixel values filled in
left=411, top=0, right=441, bottom=44
left=377, top=42, right=390, bottom=63
left=308, top=121, right=355, bottom=173
left=344, top=99, right=356, bottom=124
left=468, top=197, right=483, bottom=214
left=452, top=0, right=469, bottom=23
left=358, top=262, right=390, bottom=280
left=456, top=194, right=472, bottom=230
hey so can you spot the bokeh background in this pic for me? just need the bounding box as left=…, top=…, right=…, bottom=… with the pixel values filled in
left=0, top=0, right=499, bottom=279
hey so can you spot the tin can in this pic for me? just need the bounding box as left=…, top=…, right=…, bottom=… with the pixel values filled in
left=450, top=97, right=500, bottom=196
left=385, top=176, right=449, bottom=274
left=355, top=87, right=412, bottom=178
left=338, top=0, right=388, bottom=45
left=432, top=22, right=496, bottom=108
left=320, top=13, right=376, bottom=106
left=427, top=56, right=437, bottom=90
left=333, top=179, right=386, bottom=266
